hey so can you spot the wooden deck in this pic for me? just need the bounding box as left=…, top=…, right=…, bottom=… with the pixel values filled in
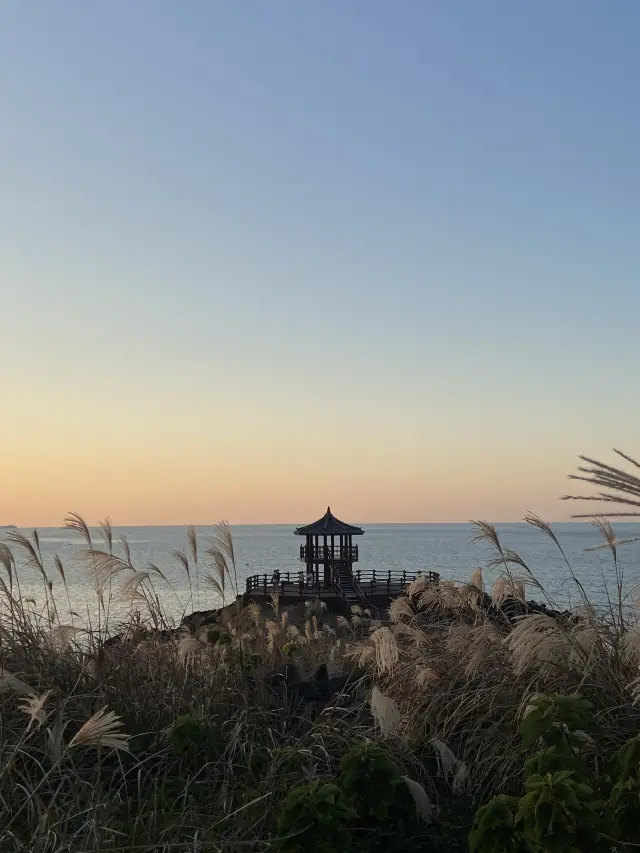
left=244, top=569, right=439, bottom=612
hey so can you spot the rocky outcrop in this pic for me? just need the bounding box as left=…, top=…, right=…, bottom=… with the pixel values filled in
left=263, top=662, right=362, bottom=705
left=180, top=608, right=220, bottom=631
left=409, top=586, right=574, bottom=628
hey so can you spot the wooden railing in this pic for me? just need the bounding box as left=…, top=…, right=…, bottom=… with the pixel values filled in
left=300, top=545, right=359, bottom=562
left=352, top=569, right=440, bottom=596
left=245, top=568, right=439, bottom=600
left=246, top=571, right=323, bottom=599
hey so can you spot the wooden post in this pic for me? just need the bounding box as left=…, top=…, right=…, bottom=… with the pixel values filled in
left=323, top=533, right=328, bottom=587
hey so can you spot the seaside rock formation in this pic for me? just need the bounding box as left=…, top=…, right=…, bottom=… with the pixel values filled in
left=180, top=608, right=220, bottom=632
left=408, top=585, right=574, bottom=627
left=262, top=662, right=359, bottom=706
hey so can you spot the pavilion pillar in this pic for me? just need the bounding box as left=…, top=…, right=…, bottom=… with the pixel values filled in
left=324, top=534, right=330, bottom=587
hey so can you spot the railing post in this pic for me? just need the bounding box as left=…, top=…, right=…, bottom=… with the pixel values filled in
left=263, top=574, right=267, bottom=597
left=402, top=570, right=407, bottom=587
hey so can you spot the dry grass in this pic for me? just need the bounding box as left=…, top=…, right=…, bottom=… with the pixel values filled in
left=1, top=510, right=640, bottom=850
left=564, top=449, right=640, bottom=516
left=0, top=517, right=389, bottom=852
left=348, top=518, right=640, bottom=798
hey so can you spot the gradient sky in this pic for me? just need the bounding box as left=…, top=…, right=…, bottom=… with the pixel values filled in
left=2, top=1, right=639, bottom=526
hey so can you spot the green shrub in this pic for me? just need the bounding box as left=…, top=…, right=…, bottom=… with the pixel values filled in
left=169, top=713, right=217, bottom=760
left=516, top=771, right=598, bottom=852
left=274, top=742, right=432, bottom=853
left=468, top=795, right=521, bottom=853
left=276, top=781, right=355, bottom=853
left=469, top=692, right=640, bottom=853
left=339, top=742, right=402, bottom=820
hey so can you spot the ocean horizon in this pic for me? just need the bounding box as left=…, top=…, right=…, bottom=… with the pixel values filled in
left=3, top=521, right=640, bottom=626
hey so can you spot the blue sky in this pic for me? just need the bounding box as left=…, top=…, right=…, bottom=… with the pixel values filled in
left=1, top=2, right=639, bottom=524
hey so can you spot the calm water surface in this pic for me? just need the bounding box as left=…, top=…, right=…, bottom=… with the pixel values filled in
left=3, top=523, right=640, bottom=626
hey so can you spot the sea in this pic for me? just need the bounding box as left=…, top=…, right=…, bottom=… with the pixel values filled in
left=2, top=522, right=640, bottom=628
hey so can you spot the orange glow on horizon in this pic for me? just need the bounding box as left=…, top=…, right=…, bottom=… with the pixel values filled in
left=0, top=441, right=575, bottom=528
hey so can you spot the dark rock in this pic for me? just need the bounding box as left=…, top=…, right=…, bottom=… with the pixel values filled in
left=313, top=663, right=328, bottom=682
left=264, top=663, right=300, bottom=688
left=263, top=661, right=357, bottom=706
left=181, top=609, right=220, bottom=631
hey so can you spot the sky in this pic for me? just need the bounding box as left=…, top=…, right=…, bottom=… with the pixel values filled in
left=1, top=1, right=639, bottom=526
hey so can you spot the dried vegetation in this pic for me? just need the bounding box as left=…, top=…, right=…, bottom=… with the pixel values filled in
left=0, top=451, right=639, bottom=850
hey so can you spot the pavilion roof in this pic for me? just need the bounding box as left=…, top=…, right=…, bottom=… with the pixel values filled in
left=294, top=507, right=364, bottom=537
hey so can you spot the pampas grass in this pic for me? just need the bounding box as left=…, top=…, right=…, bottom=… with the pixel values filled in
left=392, top=623, right=428, bottom=647
left=505, top=613, right=572, bottom=676
left=47, top=624, right=81, bottom=651
left=430, top=739, right=458, bottom=777
left=177, top=635, right=203, bottom=665
left=19, top=689, right=52, bottom=729
left=69, top=707, right=130, bottom=752
left=0, top=514, right=393, bottom=852
left=342, top=512, right=640, bottom=798
left=406, top=574, right=433, bottom=598
left=370, top=627, right=399, bottom=674
left=445, top=624, right=473, bottom=656
left=402, top=775, right=433, bottom=823
left=564, top=450, right=640, bottom=516
left=452, top=761, right=470, bottom=794
left=389, top=596, right=415, bottom=623
left=470, top=568, right=484, bottom=591
left=415, top=666, right=440, bottom=688
left=358, top=645, right=376, bottom=666
left=370, top=686, right=400, bottom=736
left=1, top=501, right=640, bottom=847
left=492, top=576, right=508, bottom=604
